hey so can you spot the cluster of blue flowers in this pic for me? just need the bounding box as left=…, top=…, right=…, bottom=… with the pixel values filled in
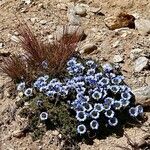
left=17, top=57, right=144, bottom=135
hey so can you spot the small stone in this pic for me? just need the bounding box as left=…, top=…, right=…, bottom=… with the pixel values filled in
left=39, top=20, right=47, bottom=25
left=24, top=102, right=29, bottom=106
left=134, top=57, right=149, bottom=72
left=52, top=130, right=59, bottom=136
left=112, top=40, right=120, bottom=48
left=74, top=4, right=86, bottom=16
left=130, top=48, right=143, bottom=60
left=67, top=7, right=81, bottom=25
left=113, top=54, right=123, bottom=63
left=132, top=86, right=150, bottom=106
left=0, top=42, right=4, bottom=49
left=23, top=0, right=32, bottom=5
left=10, top=35, right=20, bottom=43
left=88, top=7, right=101, bottom=13
left=80, top=43, right=97, bottom=54
left=13, top=130, right=24, bottom=138
left=30, top=18, right=37, bottom=24
left=135, top=19, right=150, bottom=35
left=104, top=13, right=135, bottom=30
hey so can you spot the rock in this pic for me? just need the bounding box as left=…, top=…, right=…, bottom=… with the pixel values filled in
left=80, top=43, right=97, bottom=54
left=135, top=19, right=150, bottom=35
left=104, top=13, right=135, bottom=30
left=30, top=18, right=37, bottom=24
left=113, top=54, right=123, bottom=63
left=132, top=86, right=150, bottom=106
left=112, top=40, right=120, bottom=48
left=0, top=42, right=4, bottom=48
left=67, top=6, right=81, bottom=25
left=55, top=25, right=85, bottom=41
left=39, top=20, right=47, bottom=25
left=134, top=57, right=149, bottom=72
left=23, top=0, right=32, bottom=5
left=52, top=130, right=59, bottom=136
left=130, top=48, right=143, bottom=60
left=13, top=130, right=25, bottom=138
left=10, top=35, right=20, bottom=43
left=74, top=4, right=86, bottom=16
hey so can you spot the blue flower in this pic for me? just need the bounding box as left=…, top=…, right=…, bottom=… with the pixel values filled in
left=82, top=102, right=92, bottom=112
left=39, top=86, right=48, bottom=92
left=121, top=92, right=132, bottom=100
left=129, top=107, right=138, bottom=117
left=86, top=60, right=95, bottom=67
left=40, top=112, right=48, bottom=121
left=24, top=88, right=33, bottom=97
left=120, top=99, right=130, bottom=107
left=95, top=73, right=103, bottom=81
left=104, top=97, right=114, bottom=105
left=103, top=63, right=113, bottom=72
left=77, top=124, right=86, bottom=134
left=108, top=85, right=120, bottom=93
left=87, top=69, right=96, bottom=75
left=92, top=91, right=102, bottom=100
left=17, top=82, right=25, bottom=91
left=94, top=103, right=104, bottom=112
left=76, top=111, right=87, bottom=122
left=108, top=117, right=118, bottom=126
left=46, top=90, right=56, bottom=98
left=104, top=110, right=115, bottom=118
left=111, top=76, right=122, bottom=85
left=120, top=85, right=131, bottom=92
left=90, top=110, right=99, bottom=119
left=136, top=105, right=143, bottom=115
left=103, top=102, right=111, bottom=111
left=42, top=60, right=48, bottom=69
left=113, top=100, right=122, bottom=110
left=67, top=57, right=77, bottom=66
left=98, top=77, right=109, bottom=86
left=90, top=120, right=99, bottom=130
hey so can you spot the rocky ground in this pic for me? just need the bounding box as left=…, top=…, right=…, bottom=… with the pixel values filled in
left=0, top=0, right=150, bottom=150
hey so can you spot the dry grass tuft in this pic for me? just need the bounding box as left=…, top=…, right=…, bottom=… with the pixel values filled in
left=1, top=23, right=80, bottom=81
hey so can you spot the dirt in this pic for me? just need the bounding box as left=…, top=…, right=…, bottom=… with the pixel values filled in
left=0, top=0, right=150, bottom=150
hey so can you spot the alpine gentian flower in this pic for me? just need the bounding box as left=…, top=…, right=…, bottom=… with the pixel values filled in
left=103, top=63, right=113, bottom=72
left=104, top=110, right=115, bottom=118
left=87, top=68, right=96, bottom=75
left=120, top=99, right=130, bottom=107
left=90, top=110, right=99, bottom=119
left=67, top=57, right=77, bottom=66
left=120, top=85, right=131, bottom=92
left=121, top=92, right=132, bottom=100
left=39, top=86, right=48, bottom=92
left=104, top=97, right=114, bottom=105
left=40, top=112, right=48, bottom=121
left=92, top=91, right=102, bottom=100
left=82, top=102, right=92, bottom=112
left=136, top=105, right=144, bottom=115
left=113, top=100, right=122, bottom=110
left=98, top=77, right=109, bottom=86
left=43, top=75, right=49, bottom=80
left=86, top=60, right=95, bottom=67
left=111, top=76, right=122, bottom=85
left=108, top=117, right=118, bottom=126
left=103, top=102, right=111, bottom=111
left=108, top=85, right=120, bottom=94
left=95, top=73, right=103, bottom=81
left=46, top=90, right=56, bottom=98
left=90, top=120, right=99, bottom=130
left=77, top=124, right=86, bottom=134
left=24, top=88, right=33, bottom=97
left=42, top=60, right=48, bottom=69
left=75, top=105, right=85, bottom=111
left=94, top=103, right=104, bottom=112
left=76, top=111, right=87, bottom=122
left=17, top=82, right=26, bottom=91
left=129, top=107, right=138, bottom=117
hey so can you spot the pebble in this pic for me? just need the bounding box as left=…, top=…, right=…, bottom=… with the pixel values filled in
left=39, top=20, right=47, bottom=25
left=52, top=130, right=59, bottom=136
left=80, top=43, right=97, bottom=54
left=74, top=4, right=86, bottom=16
left=113, top=54, right=123, bottom=63
left=0, top=42, right=4, bottom=48
left=67, top=6, right=81, bottom=25
left=23, top=0, right=32, bottom=5
left=134, top=57, right=149, bottom=72
left=10, top=35, right=20, bottom=43
left=30, top=17, right=37, bottom=24
left=130, top=48, right=143, bottom=60
left=104, top=13, right=135, bottom=30
left=13, top=130, right=24, bottom=138
left=112, top=40, right=120, bottom=48
left=135, top=19, right=150, bottom=35
left=132, top=86, right=150, bottom=106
